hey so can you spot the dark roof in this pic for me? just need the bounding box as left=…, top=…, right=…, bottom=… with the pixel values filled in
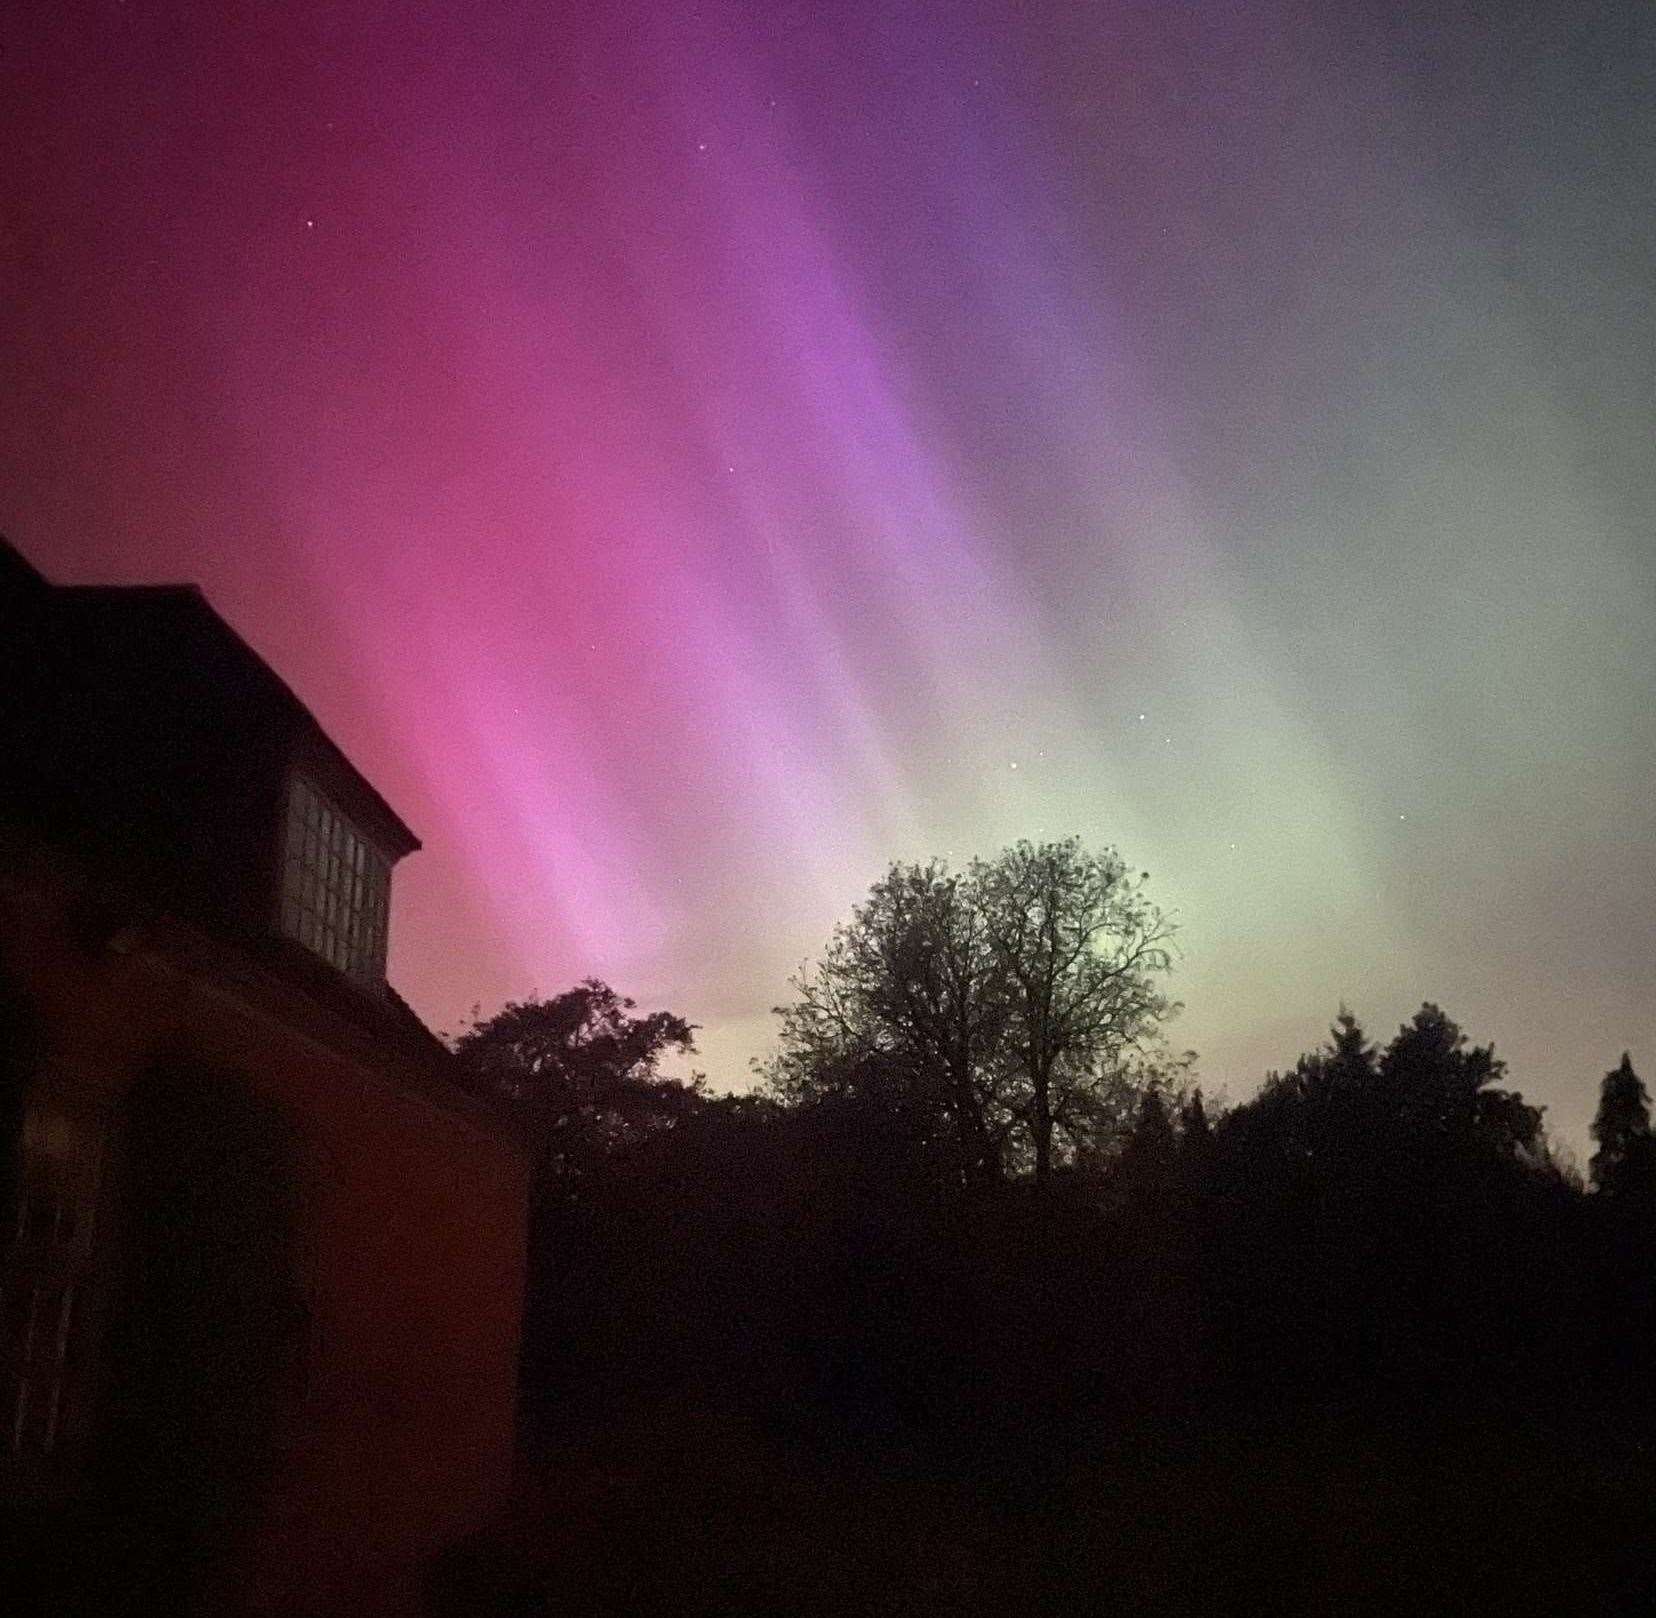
left=0, top=536, right=48, bottom=596
left=0, top=529, right=421, bottom=965
left=52, top=578, right=419, bottom=860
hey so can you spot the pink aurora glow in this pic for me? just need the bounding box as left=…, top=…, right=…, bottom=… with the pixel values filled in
left=4, top=2, right=1652, bottom=1145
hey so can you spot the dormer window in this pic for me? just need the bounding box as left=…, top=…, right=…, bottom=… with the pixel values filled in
left=278, top=775, right=390, bottom=983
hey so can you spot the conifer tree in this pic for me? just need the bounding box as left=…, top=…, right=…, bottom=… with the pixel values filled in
left=1179, top=1087, right=1211, bottom=1151
left=1590, top=1053, right=1653, bottom=1197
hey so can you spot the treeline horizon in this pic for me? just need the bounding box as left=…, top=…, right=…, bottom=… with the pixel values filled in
left=436, top=837, right=1656, bottom=1615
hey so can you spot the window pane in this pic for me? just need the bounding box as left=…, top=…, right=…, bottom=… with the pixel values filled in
left=279, top=777, right=391, bottom=981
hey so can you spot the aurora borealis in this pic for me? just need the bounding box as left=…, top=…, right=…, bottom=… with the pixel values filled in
left=4, top=2, right=1652, bottom=1152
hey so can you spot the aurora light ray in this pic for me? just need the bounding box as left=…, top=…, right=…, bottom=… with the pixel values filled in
left=2, top=0, right=1651, bottom=1145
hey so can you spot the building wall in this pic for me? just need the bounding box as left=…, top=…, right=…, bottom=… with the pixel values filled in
left=0, top=861, right=529, bottom=1617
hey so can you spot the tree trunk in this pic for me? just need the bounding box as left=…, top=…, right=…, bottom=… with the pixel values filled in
left=949, top=1057, right=999, bottom=1187
left=1033, top=1066, right=1052, bottom=1187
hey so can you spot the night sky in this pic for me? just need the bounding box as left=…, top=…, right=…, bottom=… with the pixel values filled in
left=4, top=1, right=1652, bottom=1155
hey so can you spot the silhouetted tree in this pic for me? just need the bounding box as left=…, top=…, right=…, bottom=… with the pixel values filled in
left=764, top=840, right=1181, bottom=1189
left=1322, top=1004, right=1376, bottom=1087
left=464, top=979, right=1649, bottom=1618
left=1178, top=1086, right=1210, bottom=1140
left=1233, top=1004, right=1545, bottom=1173
left=763, top=861, right=1012, bottom=1190
left=1587, top=1054, right=1656, bottom=1418
left=972, top=839, right=1181, bottom=1187
left=1378, top=1002, right=1544, bottom=1164
left=1590, top=1053, right=1654, bottom=1198
left=1178, top=1086, right=1213, bottom=1175
left=1232, top=1006, right=1378, bottom=1166
left=1116, top=1088, right=1178, bottom=1195
left=1204, top=1003, right=1572, bottom=1413
left=452, top=979, right=700, bottom=1197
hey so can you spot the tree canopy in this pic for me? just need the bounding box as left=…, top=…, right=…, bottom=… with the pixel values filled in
left=451, top=979, right=701, bottom=1195
left=761, top=838, right=1182, bottom=1188
left=1223, top=1003, right=1547, bottom=1180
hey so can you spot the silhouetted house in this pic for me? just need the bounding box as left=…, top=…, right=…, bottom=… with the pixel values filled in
left=0, top=536, right=529, bottom=1616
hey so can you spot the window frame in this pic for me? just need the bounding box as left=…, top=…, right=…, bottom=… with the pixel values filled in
left=276, top=775, right=392, bottom=984
left=4, top=1094, right=97, bottom=1461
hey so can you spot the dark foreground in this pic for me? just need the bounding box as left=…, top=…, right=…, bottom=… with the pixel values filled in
left=431, top=1394, right=1655, bottom=1617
